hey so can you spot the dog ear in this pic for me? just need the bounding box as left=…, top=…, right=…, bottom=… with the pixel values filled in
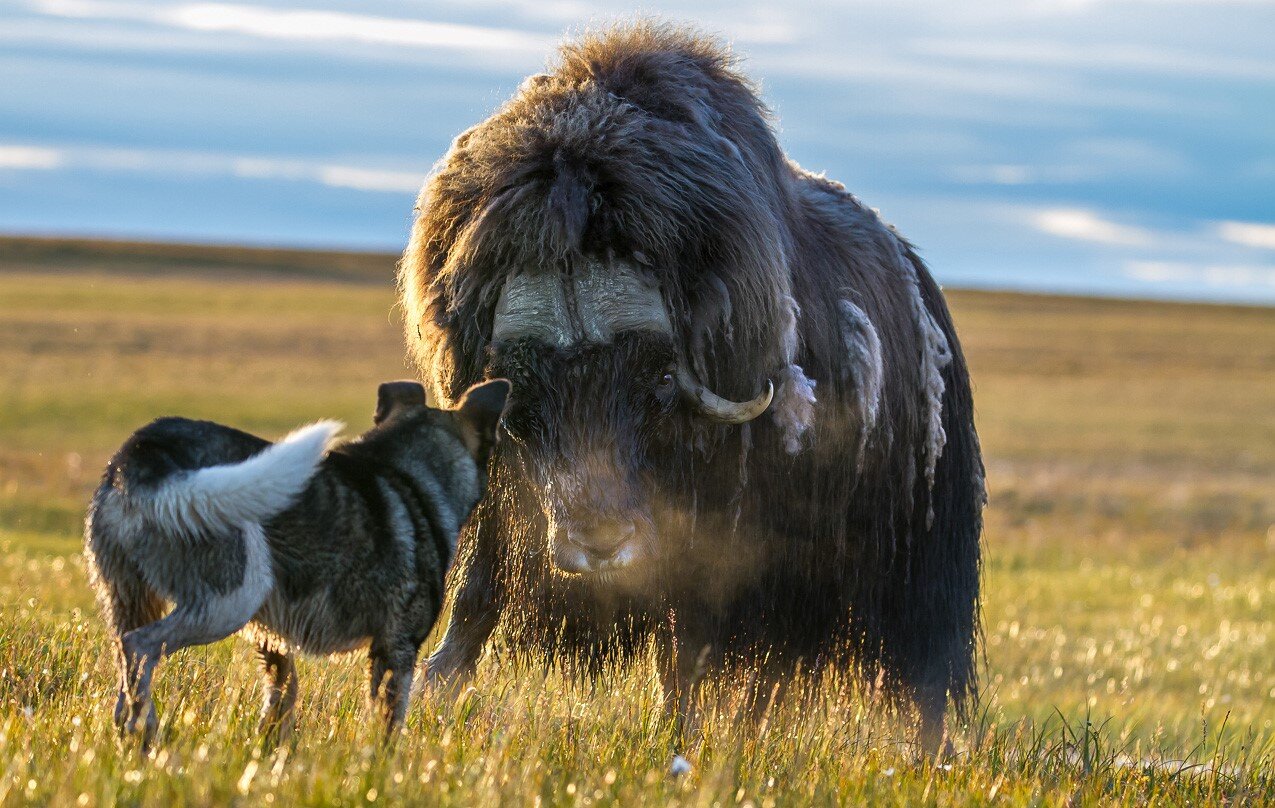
left=454, top=379, right=511, bottom=465
left=374, top=380, right=427, bottom=425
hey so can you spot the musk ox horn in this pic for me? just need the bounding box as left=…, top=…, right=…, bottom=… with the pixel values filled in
left=675, top=366, right=774, bottom=424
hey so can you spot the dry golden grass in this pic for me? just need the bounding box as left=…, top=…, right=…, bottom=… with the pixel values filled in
left=1, top=238, right=1272, bottom=805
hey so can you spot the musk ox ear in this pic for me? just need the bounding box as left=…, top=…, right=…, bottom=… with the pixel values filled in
left=454, top=378, right=511, bottom=465
left=374, top=380, right=427, bottom=425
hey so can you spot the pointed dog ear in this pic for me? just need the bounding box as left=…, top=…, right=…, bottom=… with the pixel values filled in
left=454, top=379, right=511, bottom=465
left=374, top=380, right=427, bottom=425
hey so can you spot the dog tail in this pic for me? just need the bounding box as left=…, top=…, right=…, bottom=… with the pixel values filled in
left=143, top=420, right=343, bottom=535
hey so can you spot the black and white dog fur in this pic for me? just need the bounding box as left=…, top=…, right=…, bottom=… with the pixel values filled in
left=85, top=379, right=509, bottom=747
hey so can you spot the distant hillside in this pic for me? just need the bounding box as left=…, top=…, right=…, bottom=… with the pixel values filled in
left=0, top=235, right=398, bottom=284
left=2, top=235, right=1270, bottom=316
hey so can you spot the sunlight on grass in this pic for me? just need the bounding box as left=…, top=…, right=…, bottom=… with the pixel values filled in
left=1, top=253, right=1272, bottom=804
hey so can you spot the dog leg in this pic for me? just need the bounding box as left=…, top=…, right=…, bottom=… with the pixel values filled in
left=368, top=652, right=390, bottom=709
left=96, top=561, right=165, bottom=743
left=120, top=593, right=265, bottom=749
left=369, top=642, right=418, bottom=739
left=85, top=507, right=167, bottom=742
left=257, top=643, right=298, bottom=747
left=120, top=524, right=273, bottom=750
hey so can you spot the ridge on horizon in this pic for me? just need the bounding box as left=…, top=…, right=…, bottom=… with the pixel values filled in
left=2, top=233, right=1271, bottom=309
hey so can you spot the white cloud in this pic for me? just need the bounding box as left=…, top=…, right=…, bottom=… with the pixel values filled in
left=1125, top=260, right=1275, bottom=288
left=1216, top=220, right=1275, bottom=250
left=1030, top=207, right=1156, bottom=246
left=950, top=139, right=1190, bottom=187
left=0, top=142, right=424, bottom=194
left=910, top=37, right=1275, bottom=81
left=316, top=166, right=423, bottom=194
left=951, top=164, right=1037, bottom=185
left=29, top=0, right=553, bottom=54
left=0, top=145, right=64, bottom=169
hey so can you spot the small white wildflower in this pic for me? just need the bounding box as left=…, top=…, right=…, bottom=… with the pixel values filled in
left=670, top=755, right=693, bottom=777
left=882, top=768, right=895, bottom=777
left=237, top=760, right=259, bottom=794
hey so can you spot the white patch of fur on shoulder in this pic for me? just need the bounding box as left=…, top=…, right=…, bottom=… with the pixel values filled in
left=147, top=420, right=343, bottom=537
left=886, top=233, right=952, bottom=525
left=775, top=364, right=817, bottom=455
left=778, top=294, right=801, bottom=362
left=837, top=299, right=884, bottom=469
left=916, top=300, right=951, bottom=497
left=772, top=294, right=817, bottom=454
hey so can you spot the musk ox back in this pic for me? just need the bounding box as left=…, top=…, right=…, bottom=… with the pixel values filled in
left=399, top=23, right=985, bottom=749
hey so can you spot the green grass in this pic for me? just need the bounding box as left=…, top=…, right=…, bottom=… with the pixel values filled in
left=1, top=238, right=1273, bottom=805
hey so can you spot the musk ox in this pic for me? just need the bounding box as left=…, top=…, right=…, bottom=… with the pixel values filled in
left=399, top=24, right=985, bottom=749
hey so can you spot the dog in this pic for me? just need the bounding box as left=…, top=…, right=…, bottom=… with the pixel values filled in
left=84, top=378, right=509, bottom=747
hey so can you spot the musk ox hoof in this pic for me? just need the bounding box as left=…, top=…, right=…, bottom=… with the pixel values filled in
left=422, top=650, right=475, bottom=697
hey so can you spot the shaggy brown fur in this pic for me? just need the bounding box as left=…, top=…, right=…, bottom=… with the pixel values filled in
left=399, top=22, right=985, bottom=751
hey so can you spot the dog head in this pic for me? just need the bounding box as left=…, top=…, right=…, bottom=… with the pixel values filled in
left=447, top=379, right=510, bottom=470
left=374, top=380, right=429, bottom=425
left=375, top=378, right=510, bottom=470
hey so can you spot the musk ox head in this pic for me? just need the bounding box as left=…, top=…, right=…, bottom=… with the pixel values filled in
left=399, top=24, right=812, bottom=582
left=487, top=257, right=772, bottom=575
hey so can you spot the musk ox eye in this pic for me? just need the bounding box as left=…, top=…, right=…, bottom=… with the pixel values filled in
left=653, top=370, right=677, bottom=408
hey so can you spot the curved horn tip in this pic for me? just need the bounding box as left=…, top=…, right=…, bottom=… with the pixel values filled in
left=678, top=368, right=775, bottom=424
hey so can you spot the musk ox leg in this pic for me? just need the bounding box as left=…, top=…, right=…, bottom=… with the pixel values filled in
left=424, top=496, right=508, bottom=691
left=658, top=611, right=714, bottom=746
left=905, top=233, right=983, bottom=760
left=424, top=593, right=500, bottom=693
left=916, top=682, right=953, bottom=759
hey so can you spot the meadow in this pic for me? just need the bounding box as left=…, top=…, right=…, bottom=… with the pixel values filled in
left=1, top=237, right=1272, bottom=805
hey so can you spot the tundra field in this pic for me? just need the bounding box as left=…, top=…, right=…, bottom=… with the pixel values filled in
left=0, top=237, right=1272, bottom=806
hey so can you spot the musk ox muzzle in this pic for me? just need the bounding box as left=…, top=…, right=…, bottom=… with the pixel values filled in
left=553, top=508, right=652, bottom=576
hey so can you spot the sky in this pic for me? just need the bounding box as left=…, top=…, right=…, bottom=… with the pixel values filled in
left=1, top=0, right=1273, bottom=303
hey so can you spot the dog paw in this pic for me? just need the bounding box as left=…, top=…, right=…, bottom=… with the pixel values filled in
left=115, top=698, right=158, bottom=752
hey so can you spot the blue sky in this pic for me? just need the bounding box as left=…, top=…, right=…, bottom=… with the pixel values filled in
left=1, top=0, right=1273, bottom=303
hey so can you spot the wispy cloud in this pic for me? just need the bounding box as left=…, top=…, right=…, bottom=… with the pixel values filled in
left=950, top=164, right=1038, bottom=185
left=315, top=166, right=422, bottom=194
left=910, top=37, right=1275, bottom=81
left=1027, top=207, right=1275, bottom=257
left=950, top=138, right=1190, bottom=187
left=30, top=0, right=553, bottom=53
left=1217, top=221, right=1275, bottom=250
left=0, top=142, right=425, bottom=194
left=1030, top=208, right=1157, bottom=247
left=0, top=145, right=63, bottom=169
left=1125, top=260, right=1275, bottom=288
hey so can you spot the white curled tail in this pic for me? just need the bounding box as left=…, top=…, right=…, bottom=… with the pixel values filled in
left=145, top=421, right=342, bottom=535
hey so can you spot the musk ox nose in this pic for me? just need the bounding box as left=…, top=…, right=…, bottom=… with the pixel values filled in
left=567, top=519, right=635, bottom=561
left=553, top=517, right=643, bottom=574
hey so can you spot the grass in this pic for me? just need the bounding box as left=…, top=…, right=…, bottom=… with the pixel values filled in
left=1, top=237, right=1273, bottom=805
